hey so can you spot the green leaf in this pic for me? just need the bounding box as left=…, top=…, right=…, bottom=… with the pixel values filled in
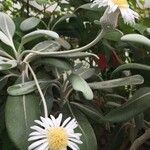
left=73, top=68, right=95, bottom=80
left=110, top=128, right=126, bottom=150
left=121, top=34, right=150, bottom=47
left=0, top=12, right=15, bottom=38
left=0, top=31, right=12, bottom=47
left=105, top=94, right=127, bottom=102
left=139, top=0, right=145, bottom=5
left=105, top=87, right=150, bottom=122
left=0, top=58, right=17, bottom=71
left=0, top=49, right=14, bottom=59
left=31, top=40, right=61, bottom=52
left=35, top=58, right=72, bottom=70
left=36, top=0, right=51, bottom=5
left=104, top=29, right=123, bottom=41
left=44, top=86, right=54, bottom=113
left=0, top=13, right=15, bottom=49
left=52, top=14, right=76, bottom=30
left=71, top=102, right=106, bottom=123
left=56, top=37, right=71, bottom=49
left=111, top=63, right=150, bottom=78
left=5, top=93, right=41, bottom=150
left=63, top=103, right=97, bottom=150
left=7, top=80, right=48, bottom=96
left=0, top=75, right=8, bottom=91
left=25, top=40, right=61, bottom=62
left=20, top=17, right=41, bottom=31
left=69, top=74, right=93, bottom=100
left=21, top=30, right=59, bottom=45
left=0, top=104, right=5, bottom=134
left=77, top=3, right=103, bottom=12
left=1, top=129, right=17, bottom=150
left=133, top=23, right=147, bottom=34
left=146, top=28, right=150, bottom=34
left=89, top=75, right=144, bottom=89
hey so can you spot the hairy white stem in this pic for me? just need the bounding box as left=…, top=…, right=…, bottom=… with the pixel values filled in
left=27, top=63, right=48, bottom=117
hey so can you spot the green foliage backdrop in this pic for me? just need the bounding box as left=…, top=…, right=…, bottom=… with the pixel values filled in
left=0, top=0, right=150, bottom=150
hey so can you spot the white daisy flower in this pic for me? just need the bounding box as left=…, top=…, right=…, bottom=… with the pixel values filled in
left=91, top=0, right=139, bottom=25
left=28, top=114, right=82, bottom=150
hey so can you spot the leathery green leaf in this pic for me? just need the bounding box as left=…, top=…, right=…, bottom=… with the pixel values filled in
left=105, top=87, right=150, bottom=122
left=7, top=80, right=48, bottom=96
left=111, top=63, right=150, bottom=78
left=71, top=102, right=106, bottom=123
left=63, top=103, right=97, bottom=150
left=5, top=93, right=41, bottom=150
left=35, top=58, right=72, bottom=71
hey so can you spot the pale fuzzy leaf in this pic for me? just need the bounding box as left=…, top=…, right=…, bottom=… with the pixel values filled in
left=121, top=34, right=150, bottom=47
left=20, top=17, right=41, bottom=31
left=0, top=12, right=15, bottom=38
left=0, top=49, right=14, bottom=59
left=69, top=74, right=93, bottom=100
left=89, top=75, right=144, bottom=89
left=31, top=40, right=61, bottom=52
left=0, top=59, right=17, bottom=71
left=0, top=31, right=12, bottom=47
left=24, top=40, right=61, bottom=62
left=7, top=80, right=48, bottom=96
left=77, top=3, right=103, bottom=12
left=21, top=30, right=59, bottom=45
left=73, top=68, right=95, bottom=80
left=56, top=38, right=71, bottom=50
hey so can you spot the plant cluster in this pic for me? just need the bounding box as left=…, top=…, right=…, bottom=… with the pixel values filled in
left=0, top=0, right=150, bottom=150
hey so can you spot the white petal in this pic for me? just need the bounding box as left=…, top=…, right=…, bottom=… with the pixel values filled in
left=28, top=139, right=47, bottom=150
left=40, top=117, right=50, bottom=128
left=28, top=135, right=46, bottom=141
left=120, top=7, right=139, bottom=25
left=30, top=126, right=46, bottom=134
left=34, top=120, right=46, bottom=128
left=61, top=117, right=71, bottom=127
left=45, top=117, right=55, bottom=127
left=34, top=142, right=48, bottom=150
left=68, top=133, right=82, bottom=140
left=69, top=138, right=83, bottom=144
left=68, top=141, right=80, bottom=150
left=110, top=4, right=118, bottom=12
left=65, top=119, right=78, bottom=130
left=56, top=113, right=63, bottom=126
left=50, top=115, right=58, bottom=126
left=29, top=132, right=43, bottom=136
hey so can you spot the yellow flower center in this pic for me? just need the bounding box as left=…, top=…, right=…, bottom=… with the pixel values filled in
left=47, top=127, right=68, bottom=150
left=112, top=0, right=129, bottom=7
